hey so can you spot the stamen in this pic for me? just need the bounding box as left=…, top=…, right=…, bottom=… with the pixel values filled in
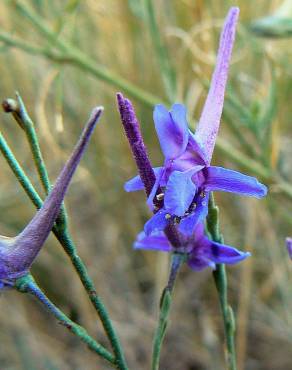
left=173, top=216, right=180, bottom=225
left=190, top=203, right=197, bottom=212
left=156, top=193, right=164, bottom=201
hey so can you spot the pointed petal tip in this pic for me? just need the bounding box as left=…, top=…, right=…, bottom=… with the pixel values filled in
left=210, top=240, right=251, bottom=265
left=154, top=103, right=189, bottom=160
left=258, top=183, right=268, bottom=198
left=171, top=102, right=185, bottom=108
left=244, top=251, right=252, bottom=259
left=124, top=178, right=141, bottom=192
left=154, top=103, right=171, bottom=117
left=221, top=251, right=251, bottom=266
left=124, top=183, right=130, bottom=192
left=153, top=103, right=167, bottom=114
left=228, top=250, right=251, bottom=264
left=133, top=242, right=141, bottom=250
left=134, top=230, right=172, bottom=252
left=249, top=180, right=268, bottom=198
left=204, top=166, right=268, bottom=199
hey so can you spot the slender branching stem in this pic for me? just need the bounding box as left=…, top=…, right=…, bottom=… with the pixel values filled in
left=57, top=231, right=128, bottom=370
left=14, top=93, right=51, bottom=194
left=207, top=193, right=237, bottom=370
left=0, top=124, right=128, bottom=370
left=0, top=132, right=42, bottom=208
left=15, top=274, right=116, bottom=366
left=5, top=94, right=68, bottom=229
left=151, top=253, right=185, bottom=370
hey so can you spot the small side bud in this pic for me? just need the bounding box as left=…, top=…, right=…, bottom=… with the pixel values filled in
left=2, top=96, right=24, bottom=129
left=2, top=98, right=19, bottom=113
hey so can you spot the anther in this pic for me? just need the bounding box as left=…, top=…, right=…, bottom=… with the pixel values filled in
left=191, top=203, right=197, bottom=211
left=156, top=193, right=164, bottom=201
left=173, top=216, right=180, bottom=225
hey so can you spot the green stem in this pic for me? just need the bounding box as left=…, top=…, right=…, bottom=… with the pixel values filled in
left=10, top=94, right=68, bottom=229
left=0, top=31, right=66, bottom=60
left=207, top=193, right=237, bottom=370
left=151, top=253, right=184, bottom=370
left=13, top=1, right=164, bottom=108
left=57, top=231, right=128, bottom=370
left=15, top=274, right=116, bottom=366
left=14, top=93, right=51, bottom=194
left=0, top=132, right=43, bottom=208
left=0, top=132, right=128, bottom=370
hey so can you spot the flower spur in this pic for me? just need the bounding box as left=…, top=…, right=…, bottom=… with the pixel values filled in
left=0, top=107, right=103, bottom=288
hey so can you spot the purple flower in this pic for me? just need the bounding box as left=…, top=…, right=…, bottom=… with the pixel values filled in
left=0, top=107, right=103, bottom=287
left=118, top=8, right=267, bottom=271
left=125, top=7, right=267, bottom=236
left=286, top=238, right=292, bottom=259
left=135, top=222, right=250, bottom=270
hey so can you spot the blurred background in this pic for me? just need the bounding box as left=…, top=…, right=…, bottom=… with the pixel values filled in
left=0, top=0, right=292, bottom=369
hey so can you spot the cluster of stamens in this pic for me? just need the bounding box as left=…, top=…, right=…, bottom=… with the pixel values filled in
left=158, top=189, right=207, bottom=224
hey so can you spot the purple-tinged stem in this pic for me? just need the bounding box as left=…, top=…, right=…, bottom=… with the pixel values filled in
left=10, top=107, right=103, bottom=273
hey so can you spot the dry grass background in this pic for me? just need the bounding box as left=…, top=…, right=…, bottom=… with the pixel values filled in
left=0, top=0, right=292, bottom=369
